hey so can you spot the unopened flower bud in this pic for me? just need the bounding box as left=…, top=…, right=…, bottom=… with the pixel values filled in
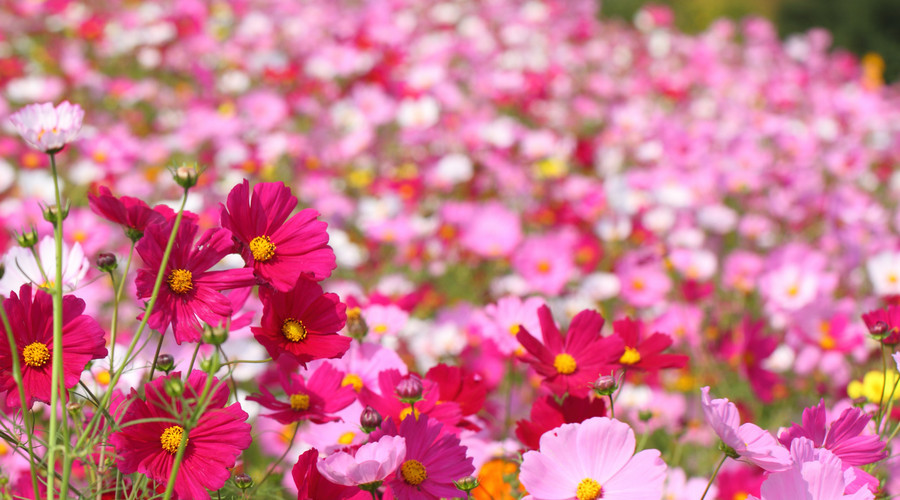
left=172, top=163, right=200, bottom=189
left=201, top=324, right=228, bottom=345
left=638, top=410, right=653, bottom=422
left=396, top=377, right=423, bottom=403
left=592, top=375, right=617, bottom=396
left=233, top=473, right=253, bottom=490
left=15, top=228, right=38, bottom=248
left=851, top=396, right=868, bottom=407
left=360, top=406, right=383, bottom=433
left=869, top=321, right=891, bottom=339
left=345, top=307, right=368, bottom=340
left=454, top=475, right=479, bottom=493
left=96, top=253, right=117, bottom=272
left=200, top=356, right=219, bottom=374
left=164, top=377, right=184, bottom=398
left=66, top=402, right=81, bottom=416
left=42, top=203, right=69, bottom=225
left=155, top=354, right=174, bottom=374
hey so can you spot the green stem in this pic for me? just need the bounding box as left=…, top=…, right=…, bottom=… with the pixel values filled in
left=108, top=243, right=135, bottom=375
left=608, top=395, right=615, bottom=419
left=253, top=425, right=299, bottom=492
left=700, top=454, right=728, bottom=500
left=0, top=298, right=40, bottom=496
left=147, top=333, right=166, bottom=381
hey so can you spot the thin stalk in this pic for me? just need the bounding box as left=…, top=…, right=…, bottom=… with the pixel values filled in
left=147, top=333, right=166, bottom=381
left=253, top=425, right=299, bottom=492
left=700, top=454, right=727, bottom=500
left=108, top=243, right=135, bottom=375
left=608, top=395, right=615, bottom=419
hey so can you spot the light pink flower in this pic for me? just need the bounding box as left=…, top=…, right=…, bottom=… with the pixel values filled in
left=700, top=386, right=791, bottom=472
left=9, top=101, right=84, bottom=152
left=316, top=435, right=406, bottom=486
left=519, top=416, right=667, bottom=500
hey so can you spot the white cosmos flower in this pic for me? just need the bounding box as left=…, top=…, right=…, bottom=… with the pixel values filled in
left=0, top=236, right=90, bottom=296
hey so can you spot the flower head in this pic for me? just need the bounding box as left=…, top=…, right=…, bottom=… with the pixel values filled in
left=9, top=101, right=84, bottom=152
left=516, top=395, right=607, bottom=450
left=779, top=400, right=886, bottom=467
left=246, top=363, right=356, bottom=424
left=316, top=435, right=407, bottom=487
left=88, top=185, right=167, bottom=241
left=292, top=449, right=362, bottom=499
left=0, top=236, right=89, bottom=296
left=612, top=317, right=688, bottom=373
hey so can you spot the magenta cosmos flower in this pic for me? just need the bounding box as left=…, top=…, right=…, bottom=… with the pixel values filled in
left=9, top=101, right=84, bottom=152
left=252, top=277, right=350, bottom=365
left=246, top=363, right=356, bottom=424
left=370, top=415, right=474, bottom=499
left=519, top=416, right=667, bottom=500
left=317, top=435, right=407, bottom=487
left=517, top=305, right=624, bottom=397
left=0, top=285, right=106, bottom=408
left=88, top=185, right=166, bottom=241
left=701, top=386, right=791, bottom=472
left=220, top=180, right=336, bottom=292
left=136, top=218, right=256, bottom=344
left=779, top=400, right=886, bottom=467
left=110, top=371, right=252, bottom=500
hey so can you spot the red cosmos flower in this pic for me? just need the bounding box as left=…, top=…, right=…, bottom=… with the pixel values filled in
left=0, top=285, right=106, bottom=408
left=515, top=395, right=607, bottom=450
left=252, top=277, right=350, bottom=365
left=612, top=317, right=688, bottom=373
left=516, top=305, right=624, bottom=397
left=292, top=449, right=366, bottom=500
left=246, top=363, right=356, bottom=424
left=135, top=218, right=256, bottom=344
left=88, top=185, right=167, bottom=241
left=370, top=415, right=475, bottom=500
left=109, top=371, right=252, bottom=500
left=359, top=370, right=462, bottom=429
left=720, top=318, right=781, bottom=403
left=861, top=305, right=900, bottom=344
left=220, top=180, right=336, bottom=292
left=424, top=364, right=486, bottom=417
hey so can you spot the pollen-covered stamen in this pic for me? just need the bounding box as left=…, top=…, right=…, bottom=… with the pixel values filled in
left=281, top=318, right=307, bottom=342
left=576, top=478, right=602, bottom=500
left=342, top=373, right=363, bottom=391
left=166, top=269, right=193, bottom=294
left=553, top=353, right=577, bottom=374
left=249, top=235, right=276, bottom=262
left=22, top=342, right=50, bottom=367
left=160, top=425, right=186, bottom=454
left=400, top=459, right=427, bottom=486
left=619, top=347, right=641, bottom=365
left=289, top=393, right=310, bottom=411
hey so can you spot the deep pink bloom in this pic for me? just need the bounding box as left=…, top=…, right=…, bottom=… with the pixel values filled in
left=701, top=386, right=791, bottom=472
left=515, top=395, right=607, bottom=450
left=220, top=180, right=336, bottom=291
left=251, top=277, right=350, bottom=365
left=720, top=318, right=782, bottom=403
left=519, top=417, right=667, bottom=500
left=861, top=306, right=900, bottom=344
left=371, top=415, right=474, bottom=499
left=516, top=305, right=624, bottom=397
left=88, top=185, right=166, bottom=240
left=109, top=371, right=252, bottom=500
left=9, top=101, right=84, bottom=152
left=246, top=363, right=356, bottom=424
left=359, top=370, right=462, bottom=429
left=0, top=285, right=106, bottom=408
left=612, top=317, right=688, bottom=373
left=316, top=435, right=407, bottom=486
left=135, top=218, right=256, bottom=344
left=292, top=449, right=366, bottom=500
left=779, top=400, right=886, bottom=467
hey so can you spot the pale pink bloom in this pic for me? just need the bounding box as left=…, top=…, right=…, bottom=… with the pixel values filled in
left=867, top=251, right=900, bottom=297
left=9, top=101, right=84, bottom=152
left=664, top=467, right=716, bottom=500
left=723, top=251, right=764, bottom=293
left=311, top=341, right=408, bottom=395
left=362, top=303, right=409, bottom=339
left=701, top=386, right=791, bottom=472
left=519, top=417, right=666, bottom=500
left=616, top=252, right=671, bottom=308
left=316, top=435, right=406, bottom=486
left=0, top=236, right=89, bottom=296
left=513, top=233, right=576, bottom=295
left=475, top=295, right=544, bottom=355
left=459, top=202, right=522, bottom=258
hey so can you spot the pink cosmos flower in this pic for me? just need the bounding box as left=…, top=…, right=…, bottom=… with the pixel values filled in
left=475, top=295, right=544, bottom=356
left=616, top=251, right=672, bottom=308
left=358, top=370, right=462, bottom=429
left=370, top=414, right=475, bottom=499
left=512, top=233, right=576, bottom=295
left=311, top=341, right=408, bottom=394
left=317, top=435, right=407, bottom=487
left=135, top=218, right=256, bottom=344
left=220, top=180, right=336, bottom=292
left=519, top=416, right=667, bottom=500
left=9, top=101, right=84, bottom=152
left=88, top=185, right=167, bottom=241
left=0, top=285, right=106, bottom=408
left=247, top=363, right=356, bottom=425
left=293, top=448, right=366, bottom=499
left=700, top=386, right=791, bottom=472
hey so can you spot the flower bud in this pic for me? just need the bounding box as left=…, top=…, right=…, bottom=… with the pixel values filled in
left=869, top=321, right=891, bottom=339
left=66, top=402, right=81, bottom=416
left=15, top=228, right=38, bottom=248
left=396, top=376, right=423, bottom=403
left=96, top=253, right=117, bottom=273
left=200, top=356, right=219, bottom=374
left=592, top=375, right=617, bottom=396
left=454, top=476, right=479, bottom=493
left=345, top=307, right=368, bottom=340
left=638, top=410, right=653, bottom=422
left=172, top=163, right=200, bottom=189
left=233, top=473, right=253, bottom=490
left=201, top=324, right=228, bottom=345
left=42, top=202, right=69, bottom=225
left=155, top=354, right=174, bottom=374
left=164, top=377, right=184, bottom=398
left=360, top=405, right=383, bottom=433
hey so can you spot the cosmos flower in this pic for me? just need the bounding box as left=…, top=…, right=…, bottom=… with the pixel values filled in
left=87, top=185, right=167, bottom=241
left=220, top=180, right=336, bottom=292
left=246, top=363, right=356, bottom=424
left=612, top=317, right=688, bottom=373
left=109, top=371, right=252, bottom=500
left=316, top=435, right=407, bottom=487
left=0, top=236, right=90, bottom=297
left=135, top=218, right=257, bottom=344
left=9, top=101, right=84, bottom=152
left=515, top=395, right=607, bottom=450
left=292, top=449, right=366, bottom=500
left=0, top=285, right=106, bottom=408
left=519, top=416, right=667, bottom=500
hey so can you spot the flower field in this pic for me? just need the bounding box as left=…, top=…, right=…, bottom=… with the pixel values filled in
left=0, top=1, right=899, bottom=499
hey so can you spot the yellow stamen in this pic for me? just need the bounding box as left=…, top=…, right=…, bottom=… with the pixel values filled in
left=95, top=370, right=111, bottom=386
left=399, top=407, right=421, bottom=421
left=619, top=347, right=641, bottom=365
left=342, top=373, right=363, bottom=392
left=289, top=393, right=310, bottom=411
left=338, top=431, right=355, bottom=445
left=576, top=478, right=602, bottom=500
left=166, top=269, right=193, bottom=294
left=536, top=260, right=551, bottom=274
left=281, top=318, right=307, bottom=342
left=249, top=235, right=276, bottom=262
left=22, top=342, right=50, bottom=367
left=509, top=324, right=520, bottom=335
left=160, top=426, right=186, bottom=454
left=553, top=353, right=577, bottom=374
left=400, top=459, right=427, bottom=486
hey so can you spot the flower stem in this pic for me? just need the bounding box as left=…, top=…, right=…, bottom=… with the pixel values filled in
left=108, top=243, right=135, bottom=375
left=608, top=395, right=615, bottom=419
left=700, top=454, right=727, bottom=500
left=253, top=425, right=299, bottom=493
left=147, top=333, right=166, bottom=381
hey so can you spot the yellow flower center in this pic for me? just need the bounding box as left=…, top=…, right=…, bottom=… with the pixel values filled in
left=819, top=333, right=836, bottom=350
left=347, top=307, right=362, bottom=320
left=95, top=370, right=111, bottom=386
left=536, top=260, right=551, bottom=274
left=160, top=426, right=186, bottom=454
left=289, top=393, right=310, bottom=411
left=338, top=431, right=355, bottom=445
left=553, top=353, right=577, bottom=374
left=281, top=318, right=307, bottom=342
left=619, top=347, right=641, bottom=365
left=249, top=235, right=276, bottom=262
left=576, top=478, right=602, bottom=500
left=166, top=269, right=193, bottom=294
left=22, top=342, right=50, bottom=367
left=400, top=459, right=427, bottom=486
left=399, top=406, right=421, bottom=421
left=733, top=493, right=749, bottom=500
left=509, top=324, right=520, bottom=335
left=342, top=373, right=363, bottom=391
